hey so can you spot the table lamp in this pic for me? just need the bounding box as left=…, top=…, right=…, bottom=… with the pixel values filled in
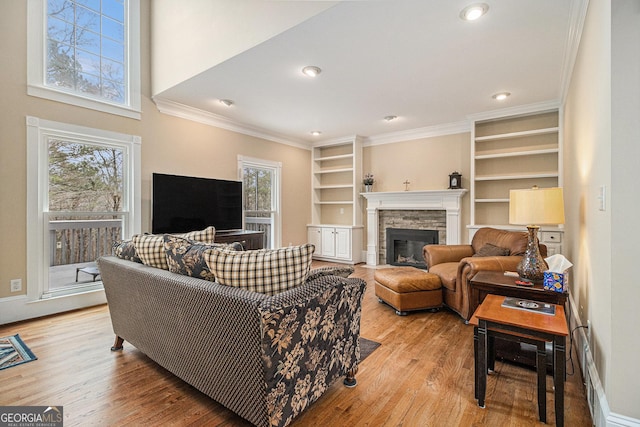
left=509, top=186, right=565, bottom=283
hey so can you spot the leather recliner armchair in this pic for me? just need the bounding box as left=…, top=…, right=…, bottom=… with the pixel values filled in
left=422, top=227, right=547, bottom=321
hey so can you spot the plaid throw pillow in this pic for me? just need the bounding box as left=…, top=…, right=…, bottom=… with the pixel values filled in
left=163, top=235, right=241, bottom=281
left=133, top=226, right=216, bottom=269
left=204, top=244, right=315, bottom=295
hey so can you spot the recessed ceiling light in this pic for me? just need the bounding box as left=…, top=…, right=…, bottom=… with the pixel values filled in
left=219, top=99, right=234, bottom=107
left=492, top=92, right=511, bottom=101
left=460, top=3, right=489, bottom=21
left=384, top=115, right=398, bottom=122
left=311, top=131, right=322, bottom=136
left=302, top=66, right=322, bottom=77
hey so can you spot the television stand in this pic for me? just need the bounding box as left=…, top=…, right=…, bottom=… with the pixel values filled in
left=215, top=229, right=264, bottom=250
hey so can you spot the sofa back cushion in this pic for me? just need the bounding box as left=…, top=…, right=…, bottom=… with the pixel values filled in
left=471, top=228, right=528, bottom=256
left=163, top=235, right=243, bottom=281
left=133, top=226, right=216, bottom=269
left=204, top=244, right=315, bottom=295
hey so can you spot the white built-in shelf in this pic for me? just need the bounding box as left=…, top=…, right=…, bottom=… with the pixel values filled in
left=314, top=167, right=354, bottom=174
left=470, top=109, right=561, bottom=234
left=475, top=171, right=559, bottom=181
left=475, top=127, right=559, bottom=142
left=315, top=184, right=354, bottom=189
left=314, top=153, right=354, bottom=162
left=311, top=137, right=363, bottom=264
left=475, top=198, right=510, bottom=203
left=475, top=147, right=559, bottom=160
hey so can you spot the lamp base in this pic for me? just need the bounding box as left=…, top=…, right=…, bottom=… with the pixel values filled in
left=516, top=225, right=548, bottom=283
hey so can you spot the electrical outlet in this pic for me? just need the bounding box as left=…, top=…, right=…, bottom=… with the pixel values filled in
left=10, top=278, right=22, bottom=292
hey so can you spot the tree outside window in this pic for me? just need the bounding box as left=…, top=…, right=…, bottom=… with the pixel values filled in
left=46, top=0, right=126, bottom=104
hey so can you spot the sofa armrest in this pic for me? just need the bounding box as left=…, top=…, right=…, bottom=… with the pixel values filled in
left=423, top=244, right=474, bottom=268
left=456, top=255, right=523, bottom=320
left=305, top=265, right=354, bottom=282
left=258, top=275, right=366, bottom=427
left=459, top=255, right=523, bottom=276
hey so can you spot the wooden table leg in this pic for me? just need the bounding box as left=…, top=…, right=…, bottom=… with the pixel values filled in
left=474, top=326, right=479, bottom=399
left=537, top=341, right=547, bottom=423
left=477, top=320, right=488, bottom=408
left=554, top=335, right=566, bottom=427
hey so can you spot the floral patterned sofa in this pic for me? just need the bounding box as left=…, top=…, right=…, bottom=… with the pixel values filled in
left=97, top=255, right=366, bottom=427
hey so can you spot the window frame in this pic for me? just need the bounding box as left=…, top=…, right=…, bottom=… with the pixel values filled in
left=27, top=0, right=141, bottom=119
left=26, top=116, right=141, bottom=300
left=238, top=156, right=282, bottom=249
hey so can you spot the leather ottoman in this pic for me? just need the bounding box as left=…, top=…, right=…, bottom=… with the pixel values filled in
left=374, top=267, right=443, bottom=316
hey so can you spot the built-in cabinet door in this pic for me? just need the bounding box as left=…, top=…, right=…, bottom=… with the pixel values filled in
left=307, top=226, right=322, bottom=254
left=334, top=228, right=351, bottom=259
left=321, top=228, right=337, bottom=257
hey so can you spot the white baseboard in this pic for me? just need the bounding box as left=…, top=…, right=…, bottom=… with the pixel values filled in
left=568, top=295, right=640, bottom=427
left=0, top=290, right=106, bottom=325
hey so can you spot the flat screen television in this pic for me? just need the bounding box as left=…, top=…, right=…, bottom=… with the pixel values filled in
left=152, top=173, right=243, bottom=234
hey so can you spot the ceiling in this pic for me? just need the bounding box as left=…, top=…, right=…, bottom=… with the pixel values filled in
left=153, top=0, right=583, bottom=146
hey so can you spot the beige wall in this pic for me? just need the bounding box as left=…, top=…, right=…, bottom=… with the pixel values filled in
left=362, top=132, right=472, bottom=244
left=0, top=1, right=311, bottom=299
left=563, top=0, right=612, bottom=381
left=564, top=0, right=640, bottom=420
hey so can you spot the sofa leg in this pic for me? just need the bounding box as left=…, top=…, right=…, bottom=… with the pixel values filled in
left=343, top=367, right=358, bottom=388
left=395, top=310, right=408, bottom=316
left=111, top=336, right=124, bottom=351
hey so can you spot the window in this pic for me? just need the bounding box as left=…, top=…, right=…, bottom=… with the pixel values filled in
left=238, top=156, right=281, bottom=249
left=27, top=116, right=141, bottom=299
left=27, top=0, right=141, bottom=119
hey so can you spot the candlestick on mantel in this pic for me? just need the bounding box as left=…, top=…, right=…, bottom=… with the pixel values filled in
left=403, top=180, right=411, bottom=191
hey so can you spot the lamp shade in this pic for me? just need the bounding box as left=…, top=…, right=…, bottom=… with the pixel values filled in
left=509, top=187, right=565, bottom=226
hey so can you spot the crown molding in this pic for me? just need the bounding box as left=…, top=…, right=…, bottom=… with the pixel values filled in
left=153, top=95, right=563, bottom=151
left=559, top=0, right=589, bottom=106
left=466, top=99, right=561, bottom=123
left=362, top=120, right=470, bottom=147
left=152, top=97, right=311, bottom=150
left=312, top=135, right=364, bottom=148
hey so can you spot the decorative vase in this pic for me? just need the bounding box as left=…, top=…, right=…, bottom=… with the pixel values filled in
left=516, top=225, right=548, bottom=283
left=365, top=184, right=373, bottom=192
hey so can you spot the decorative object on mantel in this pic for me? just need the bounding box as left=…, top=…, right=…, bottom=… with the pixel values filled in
left=509, top=186, right=565, bottom=283
left=403, top=179, right=411, bottom=191
left=448, top=171, right=462, bottom=189
left=363, top=173, right=375, bottom=192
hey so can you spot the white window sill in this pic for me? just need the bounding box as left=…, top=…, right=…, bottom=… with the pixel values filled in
left=28, top=85, right=141, bottom=120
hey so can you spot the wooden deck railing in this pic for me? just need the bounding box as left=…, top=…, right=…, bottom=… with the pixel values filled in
left=245, top=216, right=271, bottom=249
left=49, top=219, right=122, bottom=266
left=49, top=217, right=271, bottom=266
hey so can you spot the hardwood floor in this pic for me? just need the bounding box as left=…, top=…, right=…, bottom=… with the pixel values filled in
left=0, top=263, right=592, bottom=426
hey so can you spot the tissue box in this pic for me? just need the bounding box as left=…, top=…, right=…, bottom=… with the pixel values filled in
left=544, top=270, right=569, bottom=293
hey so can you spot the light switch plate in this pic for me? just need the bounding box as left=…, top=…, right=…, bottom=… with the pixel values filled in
left=598, top=185, right=606, bottom=211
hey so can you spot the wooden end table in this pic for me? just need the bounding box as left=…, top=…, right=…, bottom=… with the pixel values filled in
left=470, top=271, right=568, bottom=369
left=471, top=294, right=569, bottom=426
left=470, top=271, right=568, bottom=314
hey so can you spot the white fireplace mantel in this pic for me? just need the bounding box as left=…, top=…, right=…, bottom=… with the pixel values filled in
left=361, top=189, right=467, bottom=266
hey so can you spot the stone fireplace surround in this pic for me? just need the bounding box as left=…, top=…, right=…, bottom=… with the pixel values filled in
left=361, top=190, right=467, bottom=266
left=381, top=213, right=443, bottom=267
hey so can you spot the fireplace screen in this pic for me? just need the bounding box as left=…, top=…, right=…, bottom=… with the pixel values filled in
left=386, top=228, right=438, bottom=269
